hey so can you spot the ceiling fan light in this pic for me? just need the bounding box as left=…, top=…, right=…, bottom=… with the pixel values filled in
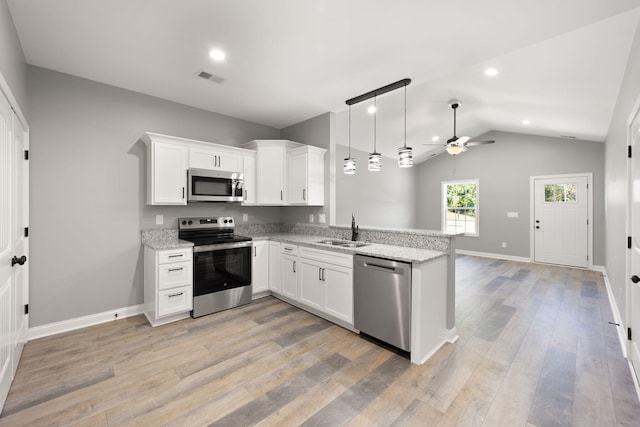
left=368, top=152, right=382, bottom=171
left=398, top=146, right=413, bottom=167
left=343, top=157, right=356, bottom=174
left=446, top=144, right=465, bottom=156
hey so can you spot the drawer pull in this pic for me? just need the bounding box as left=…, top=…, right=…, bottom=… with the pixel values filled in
left=168, top=267, right=184, bottom=272
left=168, top=292, right=184, bottom=298
left=168, top=254, right=183, bottom=258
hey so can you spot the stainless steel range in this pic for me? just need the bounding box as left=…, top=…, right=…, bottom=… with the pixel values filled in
left=178, top=217, right=253, bottom=318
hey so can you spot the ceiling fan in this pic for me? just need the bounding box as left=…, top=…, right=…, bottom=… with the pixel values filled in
left=424, top=100, right=495, bottom=156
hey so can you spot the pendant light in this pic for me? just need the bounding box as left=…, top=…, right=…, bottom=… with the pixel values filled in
left=343, top=105, right=356, bottom=174
left=368, top=94, right=382, bottom=171
left=397, top=84, right=413, bottom=167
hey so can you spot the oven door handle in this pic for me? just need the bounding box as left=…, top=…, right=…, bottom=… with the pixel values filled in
left=193, top=241, right=253, bottom=253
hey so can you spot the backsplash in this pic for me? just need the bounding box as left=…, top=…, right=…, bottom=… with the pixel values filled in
left=141, top=223, right=453, bottom=253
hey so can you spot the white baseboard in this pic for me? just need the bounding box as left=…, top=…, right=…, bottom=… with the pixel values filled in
left=592, top=264, right=606, bottom=273
left=28, top=304, right=145, bottom=340
left=455, top=249, right=531, bottom=264
left=600, top=269, right=628, bottom=359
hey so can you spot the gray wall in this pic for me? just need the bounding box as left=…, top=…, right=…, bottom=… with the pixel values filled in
left=280, top=112, right=332, bottom=225
left=0, top=0, right=27, bottom=115
left=416, top=131, right=605, bottom=264
left=605, top=23, right=640, bottom=324
left=27, top=66, right=281, bottom=327
left=335, top=144, right=417, bottom=228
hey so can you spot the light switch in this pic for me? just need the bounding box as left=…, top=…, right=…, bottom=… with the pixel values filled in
left=318, top=214, right=326, bottom=224
left=156, top=214, right=163, bottom=225
left=507, top=212, right=519, bottom=218
left=309, top=214, right=314, bottom=223
left=242, top=213, right=248, bottom=222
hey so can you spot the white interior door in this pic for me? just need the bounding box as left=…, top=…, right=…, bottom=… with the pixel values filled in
left=0, top=85, right=29, bottom=410
left=533, top=175, right=589, bottom=268
left=628, top=103, right=640, bottom=385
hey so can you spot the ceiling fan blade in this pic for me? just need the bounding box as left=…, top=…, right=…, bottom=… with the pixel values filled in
left=422, top=143, right=445, bottom=146
left=457, top=136, right=470, bottom=145
left=465, top=140, right=496, bottom=147
left=425, top=148, right=447, bottom=160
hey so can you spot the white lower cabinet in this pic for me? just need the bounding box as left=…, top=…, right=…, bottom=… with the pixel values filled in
left=298, top=247, right=353, bottom=325
left=144, top=246, right=193, bottom=326
left=252, top=241, right=269, bottom=295
left=269, top=241, right=281, bottom=294
left=281, top=244, right=298, bottom=300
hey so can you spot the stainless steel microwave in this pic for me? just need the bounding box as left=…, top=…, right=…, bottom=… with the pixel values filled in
left=187, top=168, right=244, bottom=202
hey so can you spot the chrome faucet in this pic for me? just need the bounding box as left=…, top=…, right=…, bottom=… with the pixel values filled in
left=351, top=213, right=359, bottom=241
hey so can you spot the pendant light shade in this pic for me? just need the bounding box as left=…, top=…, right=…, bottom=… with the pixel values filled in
left=397, top=84, right=413, bottom=168
left=343, top=105, right=356, bottom=174
left=368, top=94, right=382, bottom=171
left=446, top=143, right=466, bottom=156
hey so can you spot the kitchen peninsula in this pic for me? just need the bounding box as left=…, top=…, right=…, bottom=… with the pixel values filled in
left=142, top=222, right=458, bottom=365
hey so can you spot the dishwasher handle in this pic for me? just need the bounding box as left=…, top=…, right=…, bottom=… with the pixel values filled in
left=363, top=261, right=396, bottom=273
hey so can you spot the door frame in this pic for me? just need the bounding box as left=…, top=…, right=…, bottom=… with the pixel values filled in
left=529, top=172, right=593, bottom=269
left=625, top=92, right=640, bottom=383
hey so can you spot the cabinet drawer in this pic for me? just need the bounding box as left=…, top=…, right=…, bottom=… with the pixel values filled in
left=158, top=285, right=192, bottom=317
left=300, top=246, right=353, bottom=268
left=281, top=244, right=298, bottom=256
left=158, top=248, right=192, bottom=264
left=158, top=261, right=192, bottom=290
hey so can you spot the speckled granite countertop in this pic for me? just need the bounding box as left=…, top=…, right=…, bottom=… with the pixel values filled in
left=143, top=239, right=194, bottom=250
left=250, top=233, right=446, bottom=264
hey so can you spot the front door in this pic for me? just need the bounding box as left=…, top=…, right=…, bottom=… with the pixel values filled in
left=533, top=175, right=589, bottom=268
left=628, top=102, right=640, bottom=385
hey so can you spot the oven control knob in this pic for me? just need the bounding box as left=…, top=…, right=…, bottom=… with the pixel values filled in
left=224, top=219, right=228, bottom=223
left=188, top=220, right=193, bottom=225
left=228, top=218, right=233, bottom=223
left=181, top=220, right=186, bottom=225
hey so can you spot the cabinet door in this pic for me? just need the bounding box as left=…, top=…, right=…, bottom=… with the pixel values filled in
left=189, top=147, right=243, bottom=172
left=257, top=146, right=285, bottom=205
left=242, top=155, right=256, bottom=205
left=323, top=264, right=354, bottom=324
left=151, top=142, right=187, bottom=205
left=269, top=241, right=281, bottom=294
left=287, top=151, right=307, bottom=204
left=217, top=152, right=243, bottom=172
left=252, top=241, right=269, bottom=294
left=281, top=255, right=298, bottom=300
left=299, top=258, right=322, bottom=310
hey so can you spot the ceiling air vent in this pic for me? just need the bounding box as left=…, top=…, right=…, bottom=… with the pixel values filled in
left=196, top=69, right=226, bottom=84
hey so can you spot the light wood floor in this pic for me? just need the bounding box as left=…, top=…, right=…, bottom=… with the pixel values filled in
left=1, top=255, right=639, bottom=426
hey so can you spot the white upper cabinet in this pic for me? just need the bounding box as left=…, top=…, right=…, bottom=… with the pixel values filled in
left=287, top=146, right=326, bottom=206
left=244, top=140, right=326, bottom=207
left=189, top=146, right=243, bottom=173
left=242, top=153, right=256, bottom=206
left=144, top=137, right=188, bottom=205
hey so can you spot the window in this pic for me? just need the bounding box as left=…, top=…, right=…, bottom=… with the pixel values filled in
left=544, top=183, right=577, bottom=203
left=442, top=180, right=479, bottom=236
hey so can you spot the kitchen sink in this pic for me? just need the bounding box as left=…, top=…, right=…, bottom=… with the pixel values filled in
left=316, top=239, right=369, bottom=248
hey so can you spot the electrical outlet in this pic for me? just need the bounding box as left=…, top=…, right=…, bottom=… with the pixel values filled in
left=318, top=214, right=326, bottom=224
left=156, top=214, right=163, bottom=225
left=309, top=214, right=314, bottom=223
left=242, top=213, right=248, bottom=222
left=507, top=212, right=519, bottom=218
left=501, top=242, right=507, bottom=248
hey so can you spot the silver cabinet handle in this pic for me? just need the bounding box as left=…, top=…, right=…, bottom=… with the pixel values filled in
left=293, top=260, right=296, bottom=273
left=281, top=190, right=283, bottom=201
left=318, top=267, right=322, bottom=281
left=168, top=254, right=183, bottom=258
left=254, top=246, right=257, bottom=257
left=303, top=189, right=306, bottom=201
left=244, top=189, right=247, bottom=201
left=168, top=267, right=184, bottom=272
left=168, top=292, right=184, bottom=298
left=322, top=268, right=326, bottom=281
left=182, top=187, right=185, bottom=199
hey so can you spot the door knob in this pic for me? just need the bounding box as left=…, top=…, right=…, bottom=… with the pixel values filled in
left=535, top=220, right=540, bottom=223
left=631, top=275, right=640, bottom=284
left=535, top=226, right=540, bottom=229
left=11, top=255, right=27, bottom=267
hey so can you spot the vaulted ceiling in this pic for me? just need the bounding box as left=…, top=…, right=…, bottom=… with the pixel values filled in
left=8, top=0, right=640, bottom=162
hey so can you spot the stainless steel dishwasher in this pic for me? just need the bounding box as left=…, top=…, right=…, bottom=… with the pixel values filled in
left=354, top=254, right=411, bottom=352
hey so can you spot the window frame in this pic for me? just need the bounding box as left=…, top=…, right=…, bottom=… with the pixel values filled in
left=441, top=179, right=479, bottom=237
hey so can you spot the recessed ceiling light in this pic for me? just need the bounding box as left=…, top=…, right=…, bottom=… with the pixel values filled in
left=432, top=136, right=439, bottom=142
left=522, top=119, right=531, bottom=125
left=484, top=67, right=499, bottom=77
left=367, top=105, right=376, bottom=114
left=209, top=49, right=226, bottom=62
